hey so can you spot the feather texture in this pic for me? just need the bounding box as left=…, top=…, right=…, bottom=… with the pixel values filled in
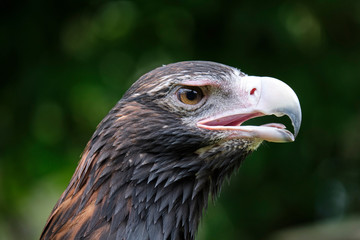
left=41, top=61, right=257, bottom=240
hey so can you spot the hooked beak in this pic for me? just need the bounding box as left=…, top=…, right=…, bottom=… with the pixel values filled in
left=197, top=76, right=302, bottom=143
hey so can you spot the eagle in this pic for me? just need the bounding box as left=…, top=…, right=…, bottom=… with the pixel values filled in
left=40, top=61, right=301, bottom=240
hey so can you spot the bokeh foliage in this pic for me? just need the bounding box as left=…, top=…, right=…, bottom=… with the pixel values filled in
left=1, top=0, right=360, bottom=239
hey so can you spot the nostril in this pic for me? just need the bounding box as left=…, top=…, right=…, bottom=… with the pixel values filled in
left=250, top=88, right=257, bottom=95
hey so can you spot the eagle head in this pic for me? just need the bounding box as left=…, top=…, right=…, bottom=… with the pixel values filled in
left=41, top=61, right=301, bottom=240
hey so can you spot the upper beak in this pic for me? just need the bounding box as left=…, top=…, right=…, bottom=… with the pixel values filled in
left=197, top=76, right=302, bottom=143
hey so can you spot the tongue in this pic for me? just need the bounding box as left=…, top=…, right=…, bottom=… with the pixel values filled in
left=260, top=123, right=286, bottom=129
left=203, top=113, right=263, bottom=127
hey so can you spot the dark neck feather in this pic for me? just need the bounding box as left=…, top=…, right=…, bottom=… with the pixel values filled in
left=41, top=101, right=250, bottom=240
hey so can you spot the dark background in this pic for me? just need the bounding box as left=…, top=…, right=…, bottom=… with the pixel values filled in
left=1, top=0, right=360, bottom=239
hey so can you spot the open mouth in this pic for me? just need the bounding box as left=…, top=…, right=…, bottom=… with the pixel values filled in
left=197, top=111, right=295, bottom=143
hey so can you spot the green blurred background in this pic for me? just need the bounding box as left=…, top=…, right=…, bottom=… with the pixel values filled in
left=1, top=0, right=360, bottom=239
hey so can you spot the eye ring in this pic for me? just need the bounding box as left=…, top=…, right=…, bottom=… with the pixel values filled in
left=176, top=86, right=204, bottom=105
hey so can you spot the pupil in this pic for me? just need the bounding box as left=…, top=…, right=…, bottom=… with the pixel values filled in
left=186, top=90, right=197, bottom=101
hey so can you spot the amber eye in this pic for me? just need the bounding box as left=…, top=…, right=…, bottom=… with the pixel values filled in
left=176, top=86, right=204, bottom=105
